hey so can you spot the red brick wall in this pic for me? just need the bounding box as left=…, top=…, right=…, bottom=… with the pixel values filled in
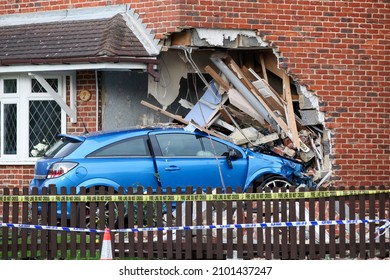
left=0, top=165, right=35, bottom=189
left=0, top=1, right=388, bottom=187
left=68, top=71, right=100, bottom=135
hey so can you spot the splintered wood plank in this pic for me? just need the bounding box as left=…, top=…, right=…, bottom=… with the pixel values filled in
left=283, top=72, right=300, bottom=149
left=204, top=65, right=230, bottom=91
left=263, top=53, right=284, bottom=79
left=188, top=120, right=230, bottom=140
left=259, top=53, right=268, bottom=82
left=241, top=65, right=257, bottom=81
left=242, top=65, right=285, bottom=115
left=141, top=100, right=228, bottom=140
left=224, top=56, right=290, bottom=134
left=248, top=67, right=286, bottom=106
left=141, top=100, right=188, bottom=125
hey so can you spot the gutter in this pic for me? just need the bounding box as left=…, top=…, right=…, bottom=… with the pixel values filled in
left=0, top=56, right=159, bottom=66
left=0, top=56, right=160, bottom=81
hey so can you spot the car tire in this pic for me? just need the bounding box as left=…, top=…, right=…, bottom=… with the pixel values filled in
left=256, top=175, right=293, bottom=192
left=77, top=187, right=119, bottom=229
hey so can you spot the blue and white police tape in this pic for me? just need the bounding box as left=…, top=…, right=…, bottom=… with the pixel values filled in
left=0, top=223, right=104, bottom=233
left=1, top=219, right=389, bottom=236
left=375, top=221, right=390, bottom=238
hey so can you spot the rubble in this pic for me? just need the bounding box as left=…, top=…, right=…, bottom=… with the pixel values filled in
left=142, top=53, right=328, bottom=188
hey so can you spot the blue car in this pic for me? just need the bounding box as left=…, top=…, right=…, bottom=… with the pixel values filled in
left=30, top=127, right=305, bottom=220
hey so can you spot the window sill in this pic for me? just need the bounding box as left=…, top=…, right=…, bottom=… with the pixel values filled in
left=0, top=160, right=37, bottom=166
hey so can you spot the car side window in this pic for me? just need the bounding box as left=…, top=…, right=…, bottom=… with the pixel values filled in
left=88, top=137, right=150, bottom=157
left=200, top=137, right=235, bottom=157
left=156, top=134, right=203, bottom=156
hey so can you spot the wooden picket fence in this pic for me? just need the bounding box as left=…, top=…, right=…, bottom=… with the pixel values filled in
left=0, top=185, right=389, bottom=260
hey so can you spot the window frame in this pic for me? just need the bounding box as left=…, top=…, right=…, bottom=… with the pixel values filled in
left=0, top=74, right=68, bottom=164
left=154, top=133, right=232, bottom=158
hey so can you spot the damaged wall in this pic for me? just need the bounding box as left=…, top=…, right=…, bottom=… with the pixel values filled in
left=148, top=26, right=331, bottom=186
left=135, top=1, right=389, bottom=187
left=147, top=50, right=188, bottom=110
left=146, top=49, right=330, bottom=187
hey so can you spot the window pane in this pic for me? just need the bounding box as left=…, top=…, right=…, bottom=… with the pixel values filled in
left=201, top=138, right=230, bottom=157
left=3, top=104, right=17, bottom=154
left=29, top=101, right=61, bottom=157
left=31, top=78, right=58, bottom=93
left=45, top=137, right=82, bottom=158
left=156, top=134, right=202, bottom=156
left=4, top=79, right=17, bottom=94
left=90, top=137, right=150, bottom=157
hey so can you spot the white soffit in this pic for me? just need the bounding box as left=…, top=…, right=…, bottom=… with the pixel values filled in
left=0, top=63, right=149, bottom=74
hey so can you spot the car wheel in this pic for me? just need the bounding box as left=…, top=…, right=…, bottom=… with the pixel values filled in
left=77, top=188, right=119, bottom=229
left=256, top=175, right=293, bottom=192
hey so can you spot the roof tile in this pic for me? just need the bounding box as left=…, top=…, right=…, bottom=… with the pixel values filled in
left=0, top=14, right=151, bottom=62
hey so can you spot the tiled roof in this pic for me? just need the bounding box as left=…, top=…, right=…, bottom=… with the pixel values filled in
left=0, top=14, right=152, bottom=64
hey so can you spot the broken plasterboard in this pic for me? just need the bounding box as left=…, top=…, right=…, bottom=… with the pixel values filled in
left=184, top=80, right=226, bottom=132
left=229, top=127, right=259, bottom=145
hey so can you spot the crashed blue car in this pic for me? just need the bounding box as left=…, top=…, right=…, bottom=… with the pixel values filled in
left=30, top=127, right=305, bottom=219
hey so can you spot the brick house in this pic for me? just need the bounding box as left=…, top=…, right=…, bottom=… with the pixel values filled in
left=0, top=0, right=388, bottom=190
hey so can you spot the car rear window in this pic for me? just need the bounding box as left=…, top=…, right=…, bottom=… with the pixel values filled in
left=44, top=137, right=82, bottom=158
left=88, top=136, right=151, bottom=157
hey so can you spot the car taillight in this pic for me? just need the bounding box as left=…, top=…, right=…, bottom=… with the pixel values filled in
left=47, top=162, right=78, bottom=179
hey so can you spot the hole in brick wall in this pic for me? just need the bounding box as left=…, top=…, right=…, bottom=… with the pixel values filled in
left=146, top=30, right=331, bottom=187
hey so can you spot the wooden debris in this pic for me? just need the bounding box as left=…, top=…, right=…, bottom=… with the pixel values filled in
left=204, top=65, right=230, bottom=92
left=143, top=53, right=326, bottom=185
left=227, top=88, right=266, bottom=125
left=283, top=72, right=300, bottom=149
left=259, top=53, right=268, bottom=83
left=140, top=100, right=188, bottom=125
left=140, top=100, right=229, bottom=140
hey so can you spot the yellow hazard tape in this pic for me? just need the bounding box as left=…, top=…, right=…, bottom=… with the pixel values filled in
left=0, top=189, right=389, bottom=203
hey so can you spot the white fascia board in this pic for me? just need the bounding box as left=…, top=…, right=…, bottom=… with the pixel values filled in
left=122, top=11, right=161, bottom=56
left=0, top=63, right=148, bottom=74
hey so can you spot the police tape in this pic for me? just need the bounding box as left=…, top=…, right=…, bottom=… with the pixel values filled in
left=0, top=188, right=389, bottom=203
left=1, top=219, right=389, bottom=237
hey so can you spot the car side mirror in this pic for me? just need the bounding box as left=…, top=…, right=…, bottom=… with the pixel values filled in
left=226, top=148, right=239, bottom=169
left=228, top=148, right=240, bottom=159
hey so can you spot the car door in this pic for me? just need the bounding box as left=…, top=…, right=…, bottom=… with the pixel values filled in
left=85, top=135, right=158, bottom=189
left=151, top=131, right=248, bottom=192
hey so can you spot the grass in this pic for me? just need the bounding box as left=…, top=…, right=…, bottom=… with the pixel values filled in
left=0, top=229, right=103, bottom=260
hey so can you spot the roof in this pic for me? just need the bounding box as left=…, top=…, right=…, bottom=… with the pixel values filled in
left=0, top=5, right=160, bottom=68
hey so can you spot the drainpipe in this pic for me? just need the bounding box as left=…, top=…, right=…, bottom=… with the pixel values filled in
left=95, top=70, right=99, bottom=131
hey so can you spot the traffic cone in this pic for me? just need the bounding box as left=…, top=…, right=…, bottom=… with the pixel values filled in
left=100, top=228, right=113, bottom=260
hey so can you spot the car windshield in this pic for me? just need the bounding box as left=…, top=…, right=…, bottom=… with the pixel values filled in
left=44, top=137, right=82, bottom=158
